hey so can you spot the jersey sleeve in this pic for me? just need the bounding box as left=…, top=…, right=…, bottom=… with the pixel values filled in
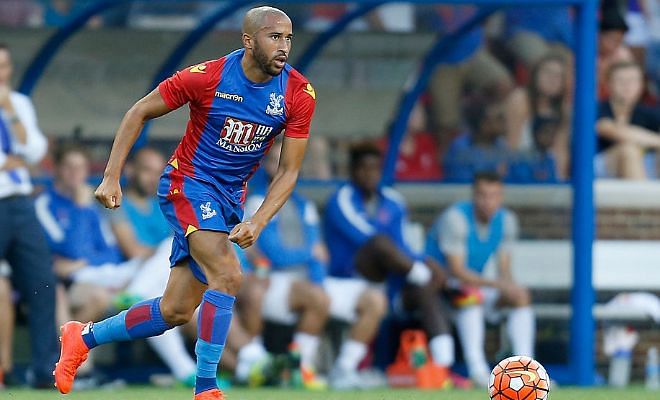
left=158, top=63, right=210, bottom=110
left=284, top=81, right=316, bottom=139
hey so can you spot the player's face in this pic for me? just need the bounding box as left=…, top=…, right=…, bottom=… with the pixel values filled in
left=609, top=66, right=643, bottom=106
left=352, top=155, right=382, bottom=195
left=253, top=15, right=293, bottom=76
left=473, top=180, right=503, bottom=222
left=0, top=49, right=12, bottom=86
left=56, top=152, right=89, bottom=192
left=132, top=150, right=165, bottom=197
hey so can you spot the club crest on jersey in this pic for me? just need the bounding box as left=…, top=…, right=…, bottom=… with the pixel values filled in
left=200, top=202, right=217, bottom=220
left=265, top=92, right=284, bottom=116
left=218, top=117, right=273, bottom=152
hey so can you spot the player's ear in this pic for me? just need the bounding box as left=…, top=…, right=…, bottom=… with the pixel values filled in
left=242, top=33, right=252, bottom=50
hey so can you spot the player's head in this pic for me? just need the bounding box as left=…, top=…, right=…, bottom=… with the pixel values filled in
left=0, top=43, right=13, bottom=86
left=607, top=61, right=644, bottom=106
left=242, top=6, right=292, bottom=77
left=53, top=143, right=90, bottom=193
left=472, top=171, right=503, bottom=222
left=349, top=142, right=382, bottom=196
left=126, top=147, right=166, bottom=198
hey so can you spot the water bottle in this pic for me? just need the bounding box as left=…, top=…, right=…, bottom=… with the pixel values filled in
left=646, top=347, right=659, bottom=390
left=609, top=350, right=632, bottom=388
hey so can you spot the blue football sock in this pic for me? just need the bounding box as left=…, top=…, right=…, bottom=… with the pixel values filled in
left=81, top=297, right=172, bottom=349
left=194, top=290, right=234, bottom=394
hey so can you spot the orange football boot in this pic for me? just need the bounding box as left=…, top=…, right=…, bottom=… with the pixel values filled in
left=194, top=388, right=225, bottom=399
left=53, top=321, right=90, bottom=394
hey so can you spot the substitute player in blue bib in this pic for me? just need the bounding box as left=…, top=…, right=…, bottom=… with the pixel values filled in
left=54, top=7, right=316, bottom=400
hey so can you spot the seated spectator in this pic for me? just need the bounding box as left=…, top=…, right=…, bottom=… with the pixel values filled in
left=598, top=7, right=635, bottom=101
left=426, top=172, right=535, bottom=387
left=507, top=116, right=561, bottom=183
left=644, top=0, right=660, bottom=95
left=427, top=5, right=513, bottom=145
left=239, top=144, right=329, bottom=389
left=504, top=54, right=571, bottom=178
left=36, top=144, right=198, bottom=384
left=324, top=143, right=460, bottom=386
left=503, top=6, right=574, bottom=68
left=444, top=101, right=510, bottom=182
left=380, top=100, right=442, bottom=181
left=596, top=61, right=660, bottom=179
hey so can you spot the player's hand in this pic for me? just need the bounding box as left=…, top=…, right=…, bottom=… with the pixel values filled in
left=94, top=176, right=123, bottom=209
left=228, top=221, right=261, bottom=249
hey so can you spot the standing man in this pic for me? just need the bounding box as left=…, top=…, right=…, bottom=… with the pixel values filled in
left=54, top=7, right=316, bottom=400
left=0, top=42, right=57, bottom=389
left=426, top=172, right=535, bottom=387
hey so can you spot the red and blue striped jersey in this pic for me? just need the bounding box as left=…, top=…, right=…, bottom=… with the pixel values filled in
left=158, top=48, right=316, bottom=205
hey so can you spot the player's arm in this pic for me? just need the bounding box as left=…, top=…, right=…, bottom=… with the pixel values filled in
left=230, top=136, right=308, bottom=248
left=95, top=89, right=172, bottom=209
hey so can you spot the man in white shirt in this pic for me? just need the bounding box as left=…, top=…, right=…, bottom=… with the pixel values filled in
left=0, top=42, right=57, bottom=388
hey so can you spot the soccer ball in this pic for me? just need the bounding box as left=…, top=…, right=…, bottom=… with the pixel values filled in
left=489, top=356, right=550, bottom=400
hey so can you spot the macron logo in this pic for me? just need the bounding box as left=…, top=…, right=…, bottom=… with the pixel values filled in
left=215, top=92, right=243, bottom=102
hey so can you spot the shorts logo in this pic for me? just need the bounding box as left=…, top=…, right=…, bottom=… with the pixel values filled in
left=266, top=92, right=284, bottom=116
left=218, top=117, right=273, bottom=152
left=200, top=202, right=217, bottom=220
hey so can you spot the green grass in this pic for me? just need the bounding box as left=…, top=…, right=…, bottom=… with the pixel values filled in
left=3, top=387, right=659, bottom=400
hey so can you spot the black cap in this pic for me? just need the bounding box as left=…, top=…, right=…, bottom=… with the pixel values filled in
left=600, top=9, right=629, bottom=32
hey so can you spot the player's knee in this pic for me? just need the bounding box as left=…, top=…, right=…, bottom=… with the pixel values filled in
left=361, top=288, right=388, bottom=319
left=308, top=284, right=330, bottom=314
left=206, top=260, right=243, bottom=295
left=515, top=287, right=532, bottom=307
left=160, top=299, right=194, bottom=326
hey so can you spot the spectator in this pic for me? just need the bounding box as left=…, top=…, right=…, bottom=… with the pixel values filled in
left=508, top=116, right=561, bottom=183
left=0, top=261, right=13, bottom=388
left=427, top=5, right=513, bottom=145
left=324, top=143, right=458, bottom=385
left=0, top=0, right=41, bottom=27
left=106, top=146, right=198, bottom=386
left=596, top=61, right=660, bottom=179
left=0, top=42, right=57, bottom=389
left=503, top=6, right=574, bottom=68
left=426, top=172, right=535, bottom=387
left=42, top=0, right=102, bottom=28
left=444, top=100, right=510, bottom=182
left=240, top=144, right=330, bottom=389
left=36, top=144, right=198, bottom=383
left=598, top=7, right=635, bottom=100
left=246, top=142, right=388, bottom=390
left=380, top=100, right=442, bottom=181
left=643, top=0, right=660, bottom=94
left=504, top=54, right=571, bottom=178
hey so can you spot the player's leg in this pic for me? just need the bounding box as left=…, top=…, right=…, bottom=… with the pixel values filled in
left=187, top=230, right=241, bottom=396
left=235, top=275, right=270, bottom=383
left=55, top=263, right=203, bottom=394
left=402, top=283, right=455, bottom=369
left=0, top=275, right=14, bottom=384
left=355, top=235, right=433, bottom=286
left=288, top=279, right=330, bottom=376
left=455, top=303, right=490, bottom=386
left=497, top=284, right=535, bottom=357
left=6, top=198, right=58, bottom=388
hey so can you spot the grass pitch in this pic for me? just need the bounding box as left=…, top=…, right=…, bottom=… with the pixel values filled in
left=3, top=387, right=659, bottom=400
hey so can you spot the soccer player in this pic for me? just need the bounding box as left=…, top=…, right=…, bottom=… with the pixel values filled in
left=54, top=7, right=316, bottom=400
left=426, top=172, right=535, bottom=387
